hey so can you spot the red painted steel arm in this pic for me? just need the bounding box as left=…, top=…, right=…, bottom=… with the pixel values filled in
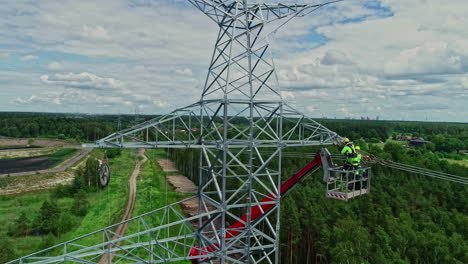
left=226, top=152, right=322, bottom=238
left=190, top=153, right=322, bottom=262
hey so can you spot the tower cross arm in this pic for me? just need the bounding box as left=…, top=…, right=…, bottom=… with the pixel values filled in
left=82, top=102, right=209, bottom=149
left=255, top=0, right=343, bottom=21
left=186, top=0, right=344, bottom=24
left=186, top=0, right=237, bottom=23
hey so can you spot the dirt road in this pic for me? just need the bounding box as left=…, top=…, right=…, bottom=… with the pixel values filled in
left=99, top=149, right=147, bottom=264
left=0, top=148, right=93, bottom=177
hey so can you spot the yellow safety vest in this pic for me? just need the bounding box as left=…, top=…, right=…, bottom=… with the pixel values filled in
left=351, top=153, right=362, bottom=166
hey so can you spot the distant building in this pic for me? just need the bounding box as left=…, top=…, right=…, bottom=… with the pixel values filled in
left=409, top=137, right=428, bottom=147
left=395, top=136, right=410, bottom=141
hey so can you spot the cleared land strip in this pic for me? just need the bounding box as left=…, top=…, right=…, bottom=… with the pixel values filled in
left=161, top=160, right=219, bottom=232
left=0, top=138, right=79, bottom=148
left=0, top=171, right=75, bottom=195
left=162, top=159, right=223, bottom=264
left=0, top=148, right=93, bottom=177
left=157, top=158, right=178, bottom=172
left=0, top=149, right=93, bottom=195
left=99, top=149, right=147, bottom=264
left=0, top=147, right=56, bottom=159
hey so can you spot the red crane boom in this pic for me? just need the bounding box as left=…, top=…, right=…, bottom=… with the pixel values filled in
left=190, top=153, right=323, bottom=263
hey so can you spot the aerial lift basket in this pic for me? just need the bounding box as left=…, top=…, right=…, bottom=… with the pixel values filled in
left=320, top=149, right=371, bottom=201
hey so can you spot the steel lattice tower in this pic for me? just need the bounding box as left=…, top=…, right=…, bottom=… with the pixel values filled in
left=9, top=1, right=343, bottom=264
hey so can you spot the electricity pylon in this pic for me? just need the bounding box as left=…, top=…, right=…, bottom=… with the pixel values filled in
left=9, top=1, right=343, bottom=264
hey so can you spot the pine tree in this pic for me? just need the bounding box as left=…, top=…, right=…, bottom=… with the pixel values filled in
left=36, top=199, right=60, bottom=235
left=71, top=189, right=89, bottom=216
left=0, top=237, right=16, bottom=263
left=84, top=159, right=100, bottom=188
left=14, top=211, right=30, bottom=236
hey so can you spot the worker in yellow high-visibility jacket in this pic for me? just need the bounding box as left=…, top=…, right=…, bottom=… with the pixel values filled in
left=350, top=146, right=362, bottom=167
left=341, top=138, right=356, bottom=170
left=350, top=146, right=366, bottom=190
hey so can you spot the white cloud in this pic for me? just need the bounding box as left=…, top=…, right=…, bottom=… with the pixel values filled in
left=270, top=0, right=468, bottom=121
left=13, top=95, right=50, bottom=105
left=384, top=40, right=468, bottom=76
left=12, top=88, right=123, bottom=107
left=80, top=25, right=111, bottom=41
left=1, top=0, right=467, bottom=121
left=47, top=61, right=64, bottom=71
left=20, top=55, right=38, bottom=61
left=461, top=77, right=468, bottom=89
left=321, top=50, right=353, bottom=66
left=12, top=94, right=61, bottom=105
left=175, top=68, right=193, bottom=76
left=0, top=0, right=216, bottom=64
left=40, top=72, right=124, bottom=90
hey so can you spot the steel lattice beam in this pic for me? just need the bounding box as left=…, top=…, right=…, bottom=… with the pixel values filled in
left=88, top=101, right=340, bottom=149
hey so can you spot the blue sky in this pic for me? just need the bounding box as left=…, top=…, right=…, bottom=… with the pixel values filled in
left=0, top=0, right=467, bottom=122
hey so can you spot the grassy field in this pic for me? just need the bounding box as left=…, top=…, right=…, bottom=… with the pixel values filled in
left=0, top=192, right=75, bottom=258
left=132, top=149, right=191, bottom=214
left=0, top=149, right=139, bottom=261
left=373, top=139, right=407, bottom=148
left=47, top=148, right=79, bottom=167
left=1, top=148, right=195, bottom=263
left=444, top=158, right=468, bottom=167
left=122, top=149, right=192, bottom=263
left=54, top=149, right=140, bottom=245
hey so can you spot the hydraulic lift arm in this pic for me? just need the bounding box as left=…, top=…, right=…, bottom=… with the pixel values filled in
left=227, top=152, right=323, bottom=238
left=189, top=153, right=324, bottom=262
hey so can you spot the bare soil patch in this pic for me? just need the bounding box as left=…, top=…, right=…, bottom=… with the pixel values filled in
left=0, top=149, right=92, bottom=195
left=167, top=175, right=198, bottom=193
left=0, top=171, right=74, bottom=195
left=157, top=159, right=178, bottom=172
left=180, top=196, right=222, bottom=252
left=0, top=147, right=56, bottom=159
left=160, top=162, right=219, bottom=231
left=0, top=138, right=79, bottom=148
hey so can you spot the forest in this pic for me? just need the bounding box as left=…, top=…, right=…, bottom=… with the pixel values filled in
left=0, top=112, right=467, bottom=263
left=168, top=143, right=467, bottom=263
left=0, top=112, right=152, bottom=141
left=278, top=144, right=467, bottom=264
left=167, top=120, right=468, bottom=264
left=1, top=112, right=467, bottom=151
